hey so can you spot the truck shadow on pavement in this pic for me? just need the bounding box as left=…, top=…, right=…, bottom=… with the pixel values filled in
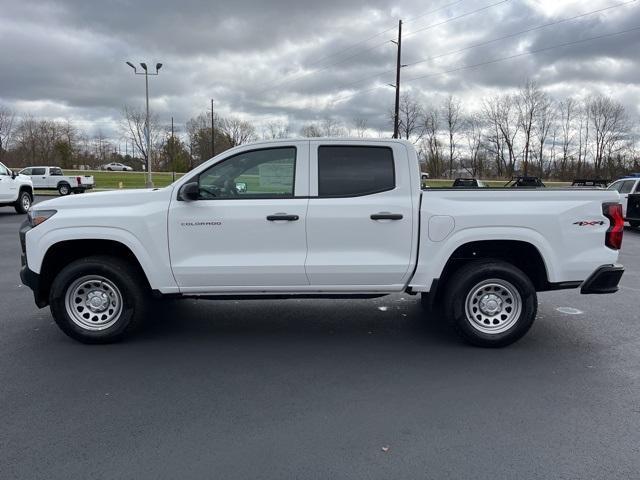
left=134, top=297, right=461, bottom=347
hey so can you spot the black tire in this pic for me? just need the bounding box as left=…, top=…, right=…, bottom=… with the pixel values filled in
left=49, top=255, right=149, bottom=344
left=14, top=190, right=32, bottom=214
left=630, top=221, right=640, bottom=229
left=107, top=167, right=113, bottom=171
left=57, top=183, right=71, bottom=196
left=443, top=259, right=537, bottom=348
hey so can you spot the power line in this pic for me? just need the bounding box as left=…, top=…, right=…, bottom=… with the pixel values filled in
left=403, top=26, right=640, bottom=83
left=321, top=25, right=640, bottom=107
left=403, top=0, right=512, bottom=39
left=404, top=0, right=638, bottom=67
left=326, top=0, right=637, bottom=98
left=257, top=0, right=472, bottom=95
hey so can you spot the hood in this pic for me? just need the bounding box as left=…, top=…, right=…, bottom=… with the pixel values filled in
left=34, top=187, right=173, bottom=210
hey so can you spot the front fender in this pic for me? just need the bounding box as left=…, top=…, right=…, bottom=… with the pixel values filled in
left=26, top=226, right=179, bottom=293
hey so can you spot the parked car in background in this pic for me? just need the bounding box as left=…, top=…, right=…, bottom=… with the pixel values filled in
left=452, top=178, right=487, bottom=188
left=626, top=193, right=640, bottom=228
left=19, top=166, right=94, bottom=196
left=571, top=179, right=609, bottom=188
left=607, top=177, right=640, bottom=220
left=505, top=176, right=546, bottom=188
left=21, top=139, right=624, bottom=347
left=0, top=161, right=33, bottom=213
left=101, top=162, right=133, bottom=171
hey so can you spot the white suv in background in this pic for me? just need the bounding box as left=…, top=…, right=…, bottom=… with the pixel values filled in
left=0, top=161, right=33, bottom=214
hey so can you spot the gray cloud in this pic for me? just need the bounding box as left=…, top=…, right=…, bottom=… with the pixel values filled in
left=1, top=0, right=640, bottom=138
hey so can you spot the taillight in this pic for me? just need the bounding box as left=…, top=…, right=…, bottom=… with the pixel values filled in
left=602, top=202, right=624, bottom=250
left=76, top=176, right=82, bottom=185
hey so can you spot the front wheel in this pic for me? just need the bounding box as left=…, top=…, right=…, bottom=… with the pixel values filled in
left=14, top=190, right=32, bottom=214
left=58, top=183, right=71, bottom=196
left=49, top=256, right=149, bottom=343
left=443, top=260, right=537, bottom=347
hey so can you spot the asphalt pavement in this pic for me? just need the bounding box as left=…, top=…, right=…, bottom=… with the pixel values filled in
left=1, top=197, right=639, bottom=479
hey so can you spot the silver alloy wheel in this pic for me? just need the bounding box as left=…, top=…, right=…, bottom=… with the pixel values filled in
left=59, top=184, right=70, bottom=195
left=464, top=278, right=522, bottom=335
left=64, top=275, right=123, bottom=331
left=21, top=193, right=31, bottom=211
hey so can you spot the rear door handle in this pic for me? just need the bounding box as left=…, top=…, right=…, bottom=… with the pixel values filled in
left=267, top=213, right=299, bottom=221
left=370, top=212, right=403, bottom=220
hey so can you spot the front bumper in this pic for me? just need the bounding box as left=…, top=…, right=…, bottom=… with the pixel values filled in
left=580, top=264, right=624, bottom=294
left=19, top=221, right=47, bottom=308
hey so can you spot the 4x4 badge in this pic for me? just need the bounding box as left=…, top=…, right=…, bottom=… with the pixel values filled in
left=573, top=220, right=605, bottom=226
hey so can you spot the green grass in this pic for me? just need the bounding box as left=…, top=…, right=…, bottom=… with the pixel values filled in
left=60, top=170, right=571, bottom=191
left=66, top=170, right=184, bottom=189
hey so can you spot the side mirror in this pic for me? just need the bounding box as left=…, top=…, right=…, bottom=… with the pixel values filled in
left=179, top=182, right=200, bottom=201
left=235, top=182, right=247, bottom=193
left=11, top=170, right=17, bottom=179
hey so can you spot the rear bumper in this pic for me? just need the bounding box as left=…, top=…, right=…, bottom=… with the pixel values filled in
left=580, top=264, right=624, bottom=294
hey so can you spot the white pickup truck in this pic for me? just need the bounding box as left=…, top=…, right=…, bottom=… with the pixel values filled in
left=19, top=139, right=625, bottom=347
left=0, top=161, right=33, bottom=214
left=19, top=166, right=94, bottom=195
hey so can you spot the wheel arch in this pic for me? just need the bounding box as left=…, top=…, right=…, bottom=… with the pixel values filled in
left=37, top=239, right=153, bottom=307
left=437, top=240, right=550, bottom=292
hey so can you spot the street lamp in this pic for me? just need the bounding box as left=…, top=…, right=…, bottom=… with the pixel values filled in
left=126, top=61, right=162, bottom=187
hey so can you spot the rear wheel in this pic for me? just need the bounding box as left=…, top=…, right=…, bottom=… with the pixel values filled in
left=630, top=220, right=640, bottom=229
left=49, top=256, right=149, bottom=343
left=57, top=183, right=71, bottom=196
left=14, top=190, right=32, bottom=214
left=443, top=259, right=537, bottom=347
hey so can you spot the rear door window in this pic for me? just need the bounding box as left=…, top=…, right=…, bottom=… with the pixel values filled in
left=620, top=180, right=635, bottom=194
left=317, top=146, right=395, bottom=197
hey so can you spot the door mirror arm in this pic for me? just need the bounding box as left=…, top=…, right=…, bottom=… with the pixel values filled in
left=178, top=182, right=200, bottom=201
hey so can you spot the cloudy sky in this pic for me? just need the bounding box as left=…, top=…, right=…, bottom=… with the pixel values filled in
left=1, top=0, right=639, bottom=140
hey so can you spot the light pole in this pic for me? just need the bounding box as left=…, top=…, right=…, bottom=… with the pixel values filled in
left=126, top=61, right=162, bottom=187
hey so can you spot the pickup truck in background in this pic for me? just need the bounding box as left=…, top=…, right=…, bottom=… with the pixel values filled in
left=0, top=161, right=33, bottom=213
left=626, top=193, right=640, bottom=228
left=19, top=166, right=94, bottom=196
left=19, top=139, right=625, bottom=347
left=607, top=176, right=640, bottom=224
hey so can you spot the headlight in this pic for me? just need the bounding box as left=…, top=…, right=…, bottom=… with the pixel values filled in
left=28, top=209, right=57, bottom=227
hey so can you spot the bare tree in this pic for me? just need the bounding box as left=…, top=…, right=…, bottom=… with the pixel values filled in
left=219, top=116, right=257, bottom=147
left=484, top=95, right=519, bottom=177
left=463, top=114, right=484, bottom=177
left=300, top=123, right=323, bottom=137
left=533, top=94, right=555, bottom=176
left=443, top=95, right=462, bottom=178
left=0, top=105, right=15, bottom=161
left=422, top=108, right=444, bottom=177
left=263, top=120, right=291, bottom=139
left=516, top=81, right=547, bottom=176
left=320, top=117, right=345, bottom=137
left=587, top=95, right=627, bottom=174
left=558, top=98, right=576, bottom=179
left=121, top=105, right=162, bottom=170
left=352, top=118, right=368, bottom=138
left=395, top=93, right=424, bottom=141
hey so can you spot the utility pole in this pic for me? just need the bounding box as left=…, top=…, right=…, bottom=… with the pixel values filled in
left=210, top=99, right=215, bottom=158
left=393, top=20, right=403, bottom=139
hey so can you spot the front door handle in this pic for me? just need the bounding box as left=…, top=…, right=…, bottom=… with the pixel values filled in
left=371, top=212, right=403, bottom=220
left=267, top=213, right=299, bottom=221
